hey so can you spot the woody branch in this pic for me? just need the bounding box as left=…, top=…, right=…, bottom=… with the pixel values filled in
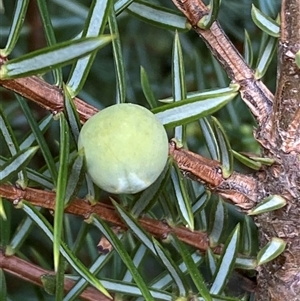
left=171, top=0, right=275, bottom=151
left=0, top=249, right=110, bottom=301
left=269, top=0, right=300, bottom=153
left=0, top=183, right=211, bottom=252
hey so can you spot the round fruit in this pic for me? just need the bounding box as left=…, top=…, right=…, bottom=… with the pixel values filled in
left=78, top=103, right=168, bottom=194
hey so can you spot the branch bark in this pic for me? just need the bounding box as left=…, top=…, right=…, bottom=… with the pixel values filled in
left=169, top=1, right=300, bottom=300
left=169, top=141, right=258, bottom=209
left=171, top=0, right=274, bottom=151
left=0, top=249, right=110, bottom=301
left=0, top=184, right=211, bottom=252
left=0, top=60, right=98, bottom=123
left=269, top=0, right=300, bottom=153
left=254, top=0, right=300, bottom=300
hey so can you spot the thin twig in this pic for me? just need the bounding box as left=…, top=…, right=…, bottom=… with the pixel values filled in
left=0, top=249, right=110, bottom=301
left=0, top=56, right=98, bottom=123
left=0, top=184, right=212, bottom=252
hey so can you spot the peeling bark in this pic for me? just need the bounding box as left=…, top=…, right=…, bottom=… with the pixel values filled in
left=255, top=0, right=300, bottom=299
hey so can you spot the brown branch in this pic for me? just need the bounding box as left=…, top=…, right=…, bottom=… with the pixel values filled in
left=171, top=0, right=275, bottom=150
left=0, top=58, right=98, bottom=124
left=0, top=184, right=212, bottom=252
left=0, top=249, right=110, bottom=301
left=169, top=141, right=259, bottom=209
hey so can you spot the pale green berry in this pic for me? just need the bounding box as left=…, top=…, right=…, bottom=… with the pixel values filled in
left=78, top=103, right=168, bottom=194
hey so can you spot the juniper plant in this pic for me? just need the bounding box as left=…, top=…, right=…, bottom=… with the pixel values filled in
left=0, top=0, right=299, bottom=301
